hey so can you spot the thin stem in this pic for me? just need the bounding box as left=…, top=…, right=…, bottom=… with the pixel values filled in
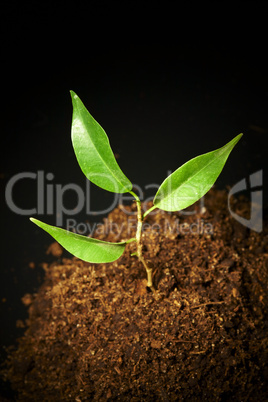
left=129, top=191, right=155, bottom=291
left=129, top=190, right=140, bottom=202
left=143, top=204, right=157, bottom=219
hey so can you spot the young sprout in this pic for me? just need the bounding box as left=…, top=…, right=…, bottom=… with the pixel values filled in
left=31, top=91, right=242, bottom=292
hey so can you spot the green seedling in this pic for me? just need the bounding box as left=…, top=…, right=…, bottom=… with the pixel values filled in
left=31, top=91, right=242, bottom=291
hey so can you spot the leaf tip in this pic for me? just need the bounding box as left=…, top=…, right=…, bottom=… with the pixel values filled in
left=30, top=217, right=40, bottom=227
left=231, top=133, right=243, bottom=148
left=70, top=90, right=78, bottom=101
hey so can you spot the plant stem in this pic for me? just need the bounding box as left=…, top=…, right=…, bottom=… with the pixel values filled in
left=143, top=204, right=157, bottom=219
left=129, top=191, right=155, bottom=291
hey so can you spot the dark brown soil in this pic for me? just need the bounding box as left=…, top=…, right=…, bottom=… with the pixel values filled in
left=2, top=189, right=268, bottom=401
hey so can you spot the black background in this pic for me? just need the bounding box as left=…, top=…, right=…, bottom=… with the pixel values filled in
left=1, top=2, right=267, bottom=398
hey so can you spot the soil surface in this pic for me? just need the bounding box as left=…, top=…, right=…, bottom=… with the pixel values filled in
left=2, top=189, right=268, bottom=401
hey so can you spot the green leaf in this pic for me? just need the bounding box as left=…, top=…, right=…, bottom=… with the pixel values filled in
left=70, top=91, right=132, bottom=193
left=30, top=218, right=132, bottom=263
left=154, top=134, right=243, bottom=211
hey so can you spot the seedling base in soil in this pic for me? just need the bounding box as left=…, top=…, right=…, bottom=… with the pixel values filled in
left=3, top=189, right=268, bottom=401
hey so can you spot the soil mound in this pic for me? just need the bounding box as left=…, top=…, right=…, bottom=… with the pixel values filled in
left=2, top=190, right=268, bottom=401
